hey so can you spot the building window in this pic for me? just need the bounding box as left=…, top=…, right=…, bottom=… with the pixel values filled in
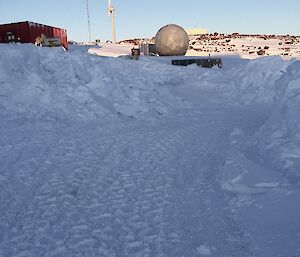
left=5, top=32, right=16, bottom=43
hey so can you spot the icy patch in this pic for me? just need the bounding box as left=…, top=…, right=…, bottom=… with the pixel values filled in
left=222, top=180, right=279, bottom=195
left=196, top=245, right=211, bottom=256
left=254, top=182, right=280, bottom=188
left=220, top=150, right=284, bottom=209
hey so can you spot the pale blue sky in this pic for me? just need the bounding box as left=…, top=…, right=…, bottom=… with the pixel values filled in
left=0, top=0, right=299, bottom=42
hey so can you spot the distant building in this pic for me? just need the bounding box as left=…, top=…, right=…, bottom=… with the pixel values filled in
left=0, top=21, right=68, bottom=49
left=185, top=28, right=208, bottom=36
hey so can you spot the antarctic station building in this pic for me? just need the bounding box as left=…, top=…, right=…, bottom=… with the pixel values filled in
left=0, top=21, right=68, bottom=49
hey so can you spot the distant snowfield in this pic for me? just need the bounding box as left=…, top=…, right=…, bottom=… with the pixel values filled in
left=0, top=43, right=300, bottom=257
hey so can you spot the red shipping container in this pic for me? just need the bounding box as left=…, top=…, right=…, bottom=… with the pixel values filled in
left=0, top=21, right=68, bottom=49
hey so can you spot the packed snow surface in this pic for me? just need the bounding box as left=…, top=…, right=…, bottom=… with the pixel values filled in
left=0, top=43, right=300, bottom=257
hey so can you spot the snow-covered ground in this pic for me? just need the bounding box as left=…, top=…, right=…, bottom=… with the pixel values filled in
left=88, top=43, right=133, bottom=58
left=0, top=43, right=300, bottom=257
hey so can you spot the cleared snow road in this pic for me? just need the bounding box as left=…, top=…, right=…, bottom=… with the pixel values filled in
left=0, top=105, right=265, bottom=257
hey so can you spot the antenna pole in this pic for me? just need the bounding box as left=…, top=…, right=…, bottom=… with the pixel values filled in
left=86, top=0, right=91, bottom=42
left=111, top=11, right=116, bottom=44
left=108, top=0, right=116, bottom=44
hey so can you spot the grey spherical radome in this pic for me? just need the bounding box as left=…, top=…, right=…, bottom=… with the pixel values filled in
left=155, top=24, right=189, bottom=56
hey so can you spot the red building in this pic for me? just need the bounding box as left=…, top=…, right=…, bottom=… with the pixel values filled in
left=0, top=21, right=68, bottom=49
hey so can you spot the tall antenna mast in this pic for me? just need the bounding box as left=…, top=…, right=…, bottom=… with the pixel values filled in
left=108, top=0, right=116, bottom=44
left=86, top=0, right=91, bottom=42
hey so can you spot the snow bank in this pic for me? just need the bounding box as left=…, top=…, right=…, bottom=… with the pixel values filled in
left=227, top=56, right=291, bottom=103
left=258, top=61, right=300, bottom=182
left=0, top=44, right=186, bottom=122
left=0, top=44, right=291, bottom=122
left=1, top=44, right=287, bottom=123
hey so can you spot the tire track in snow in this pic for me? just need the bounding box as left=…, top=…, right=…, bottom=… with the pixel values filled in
left=0, top=110, right=255, bottom=257
left=0, top=128, right=60, bottom=248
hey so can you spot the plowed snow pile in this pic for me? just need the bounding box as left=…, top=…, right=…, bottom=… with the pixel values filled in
left=0, top=43, right=299, bottom=257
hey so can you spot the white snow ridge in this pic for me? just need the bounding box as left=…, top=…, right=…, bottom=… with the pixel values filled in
left=0, top=43, right=300, bottom=257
